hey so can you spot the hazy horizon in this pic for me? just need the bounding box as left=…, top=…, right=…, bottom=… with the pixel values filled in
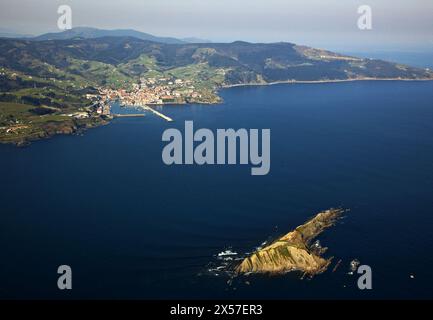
left=1, top=0, right=432, bottom=52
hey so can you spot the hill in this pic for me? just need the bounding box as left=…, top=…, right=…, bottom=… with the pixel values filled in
left=2, top=37, right=431, bottom=86
left=33, top=27, right=186, bottom=44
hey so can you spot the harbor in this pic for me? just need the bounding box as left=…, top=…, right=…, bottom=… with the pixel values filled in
left=112, top=104, right=173, bottom=122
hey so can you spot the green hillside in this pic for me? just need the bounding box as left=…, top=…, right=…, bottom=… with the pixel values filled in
left=1, top=36, right=432, bottom=145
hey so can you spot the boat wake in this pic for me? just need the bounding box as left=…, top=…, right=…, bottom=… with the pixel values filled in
left=201, top=242, right=269, bottom=278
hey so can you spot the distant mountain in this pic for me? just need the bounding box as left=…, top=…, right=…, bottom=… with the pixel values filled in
left=33, top=27, right=186, bottom=44
left=0, top=29, right=33, bottom=38
left=0, top=33, right=33, bottom=38
left=181, top=37, right=212, bottom=44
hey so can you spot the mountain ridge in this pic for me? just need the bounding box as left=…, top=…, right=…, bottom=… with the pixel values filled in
left=2, top=36, right=431, bottom=84
left=32, top=26, right=187, bottom=44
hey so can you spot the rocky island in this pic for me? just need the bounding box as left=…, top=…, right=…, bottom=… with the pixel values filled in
left=236, top=208, right=346, bottom=276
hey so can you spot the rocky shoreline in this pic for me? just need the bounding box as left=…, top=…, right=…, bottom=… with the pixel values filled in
left=0, top=116, right=110, bottom=147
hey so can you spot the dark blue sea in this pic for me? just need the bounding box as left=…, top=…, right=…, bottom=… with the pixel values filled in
left=1, top=81, right=433, bottom=299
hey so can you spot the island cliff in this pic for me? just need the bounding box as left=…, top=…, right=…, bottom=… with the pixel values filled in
left=236, top=208, right=345, bottom=276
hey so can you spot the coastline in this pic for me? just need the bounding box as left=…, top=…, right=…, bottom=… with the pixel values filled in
left=2, top=77, right=433, bottom=147
left=0, top=116, right=110, bottom=147
left=221, top=77, right=433, bottom=89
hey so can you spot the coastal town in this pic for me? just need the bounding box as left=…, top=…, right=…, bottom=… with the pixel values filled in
left=1, top=76, right=207, bottom=140
left=75, top=76, right=216, bottom=121
left=97, top=77, right=205, bottom=107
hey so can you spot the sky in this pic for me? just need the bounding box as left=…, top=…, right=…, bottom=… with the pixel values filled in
left=0, top=0, right=432, bottom=51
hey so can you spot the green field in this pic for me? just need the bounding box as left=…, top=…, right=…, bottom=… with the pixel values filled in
left=0, top=101, right=106, bottom=146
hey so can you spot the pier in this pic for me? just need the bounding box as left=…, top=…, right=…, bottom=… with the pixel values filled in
left=112, top=105, right=173, bottom=122
left=142, top=105, right=173, bottom=122
left=113, top=114, right=146, bottom=118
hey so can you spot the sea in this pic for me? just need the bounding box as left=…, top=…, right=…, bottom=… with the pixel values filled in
left=1, top=80, right=433, bottom=299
